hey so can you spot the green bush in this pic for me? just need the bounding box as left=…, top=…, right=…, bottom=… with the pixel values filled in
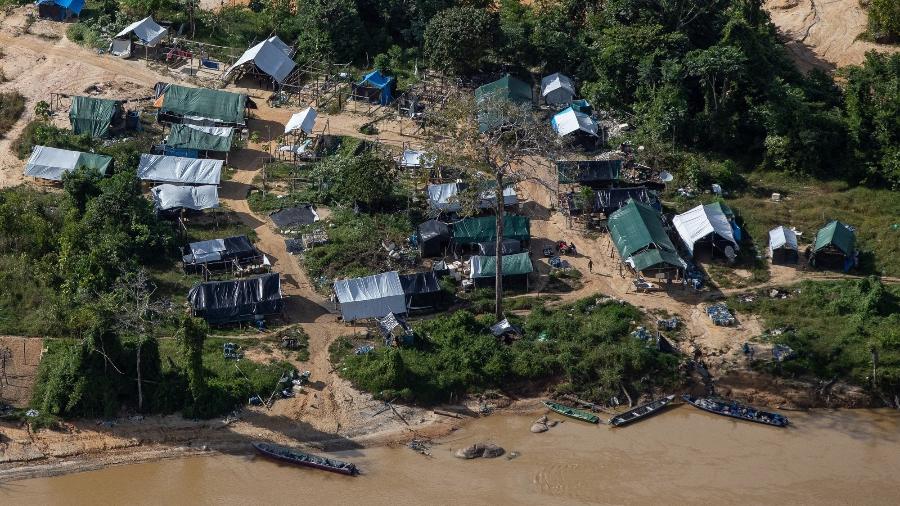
left=0, top=91, right=26, bottom=138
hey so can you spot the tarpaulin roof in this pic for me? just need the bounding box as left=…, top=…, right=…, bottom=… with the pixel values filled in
left=552, top=107, right=598, bottom=137
left=160, top=85, right=247, bottom=125
left=138, top=154, right=222, bottom=185
left=225, top=37, right=297, bottom=83
left=627, top=248, right=686, bottom=272
left=399, top=271, right=442, bottom=295
left=38, top=0, right=84, bottom=14
left=187, top=273, right=282, bottom=324
left=357, top=70, right=395, bottom=105
left=151, top=184, right=219, bottom=211
left=334, top=271, right=406, bottom=321
left=490, top=318, right=522, bottom=337
left=475, top=74, right=532, bottom=104
left=427, top=182, right=517, bottom=212
left=470, top=252, right=533, bottom=278
left=672, top=203, right=738, bottom=253
left=167, top=124, right=233, bottom=152
left=595, top=187, right=657, bottom=213
left=398, top=149, right=434, bottom=168
left=284, top=107, right=317, bottom=135
left=418, top=220, right=450, bottom=243
left=476, top=239, right=522, bottom=256
left=115, top=16, right=167, bottom=46
left=814, top=220, right=855, bottom=256
left=69, top=96, right=120, bottom=137
left=24, top=146, right=111, bottom=181
left=557, top=160, right=622, bottom=184
left=452, top=215, right=530, bottom=244
left=269, top=205, right=319, bottom=228
left=608, top=199, right=678, bottom=259
left=769, top=226, right=798, bottom=252
left=541, top=73, right=575, bottom=104
left=183, top=235, right=256, bottom=265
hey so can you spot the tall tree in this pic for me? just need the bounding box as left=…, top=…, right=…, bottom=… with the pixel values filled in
left=424, top=6, right=498, bottom=76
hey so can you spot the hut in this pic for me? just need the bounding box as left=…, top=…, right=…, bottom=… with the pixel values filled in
left=452, top=215, right=531, bottom=248
left=556, top=159, right=622, bottom=188
left=69, top=96, right=124, bottom=138
left=594, top=187, right=659, bottom=215
left=352, top=70, right=396, bottom=105
left=150, top=184, right=219, bottom=212
left=470, top=252, right=533, bottom=290
left=551, top=107, right=599, bottom=148
left=672, top=203, right=739, bottom=260
left=608, top=199, right=686, bottom=280
left=138, top=154, right=223, bottom=186
left=224, top=36, right=296, bottom=86
left=112, top=16, right=168, bottom=58
left=333, top=271, right=406, bottom=322
left=809, top=220, right=856, bottom=271
left=187, top=273, right=283, bottom=325
left=284, top=107, right=317, bottom=136
left=182, top=235, right=260, bottom=273
left=36, top=0, right=84, bottom=20
left=768, top=226, right=799, bottom=264
left=416, top=220, right=451, bottom=257
left=540, top=73, right=575, bottom=106
left=24, top=146, right=111, bottom=182
left=399, top=271, right=444, bottom=311
left=164, top=124, right=234, bottom=158
left=475, top=74, right=532, bottom=132
left=156, top=84, right=248, bottom=128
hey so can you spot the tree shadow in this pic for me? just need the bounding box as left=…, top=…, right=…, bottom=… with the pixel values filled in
left=245, top=118, right=287, bottom=143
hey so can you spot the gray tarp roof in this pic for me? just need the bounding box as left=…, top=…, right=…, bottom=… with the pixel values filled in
left=541, top=73, right=575, bottom=105
left=24, top=145, right=111, bottom=181
left=769, top=226, right=798, bottom=252
left=138, top=154, right=223, bottom=185
left=115, top=16, right=167, bottom=46
left=427, top=182, right=517, bottom=212
left=672, top=203, right=738, bottom=253
left=552, top=107, right=598, bottom=137
left=183, top=235, right=256, bottom=265
left=224, top=36, right=296, bottom=83
left=334, top=271, right=406, bottom=321
left=151, top=184, right=219, bottom=211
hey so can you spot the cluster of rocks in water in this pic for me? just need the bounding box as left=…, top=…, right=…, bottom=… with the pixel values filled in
left=454, top=442, right=505, bottom=459
left=530, top=415, right=559, bottom=433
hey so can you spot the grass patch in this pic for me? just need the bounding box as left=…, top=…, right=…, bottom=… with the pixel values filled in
left=274, top=326, right=311, bottom=362
left=0, top=92, right=26, bottom=138
left=463, top=289, right=560, bottom=314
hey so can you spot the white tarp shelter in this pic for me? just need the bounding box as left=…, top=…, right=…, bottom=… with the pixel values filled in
left=151, top=184, right=219, bottom=211
left=427, top=182, right=517, bottom=212
left=115, top=16, right=168, bottom=46
left=398, top=149, right=434, bottom=169
left=541, top=73, right=575, bottom=105
left=183, top=238, right=227, bottom=264
left=138, top=154, right=222, bottom=185
left=672, top=203, right=738, bottom=254
left=224, top=36, right=296, bottom=84
left=109, top=38, right=132, bottom=57
left=333, top=271, right=406, bottom=321
left=768, top=226, right=798, bottom=253
left=284, top=107, right=317, bottom=135
left=25, top=146, right=82, bottom=180
left=551, top=107, right=598, bottom=137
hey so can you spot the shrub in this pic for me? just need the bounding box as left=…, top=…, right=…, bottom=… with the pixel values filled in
left=0, top=91, right=26, bottom=138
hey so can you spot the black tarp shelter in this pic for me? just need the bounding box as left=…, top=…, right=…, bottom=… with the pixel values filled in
left=417, top=220, right=451, bottom=257
left=187, top=273, right=283, bottom=324
left=399, top=271, right=444, bottom=310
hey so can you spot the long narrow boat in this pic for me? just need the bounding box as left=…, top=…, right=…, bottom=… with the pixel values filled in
left=252, top=442, right=359, bottom=475
left=681, top=395, right=789, bottom=427
left=543, top=400, right=600, bottom=424
left=608, top=394, right=676, bottom=427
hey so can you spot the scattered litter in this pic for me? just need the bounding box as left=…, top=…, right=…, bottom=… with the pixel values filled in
left=506, top=451, right=520, bottom=460
left=25, top=409, right=40, bottom=418
left=354, top=344, right=375, bottom=355
left=408, top=439, right=432, bottom=457
left=223, top=342, right=243, bottom=360
left=706, top=303, right=736, bottom=326
left=771, top=192, right=781, bottom=202
left=631, top=326, right=653, bottom=341
left=739, top=294, right=755, bottom=303
left=248, top=395, right=263, bottom=406
left=657, top=317, right=679, bottom=330
left=773, top=344, right=796, bottom=362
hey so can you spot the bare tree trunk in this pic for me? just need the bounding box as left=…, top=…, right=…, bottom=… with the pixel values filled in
left=136, top=342, right=143, bottom=411
left=494, top=172, right=505, bottom=321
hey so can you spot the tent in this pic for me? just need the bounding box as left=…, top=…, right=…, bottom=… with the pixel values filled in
left=475, top=239, right=522, bottom=256
left=810, top=220, right=856, bottom=271
left=399, top=271, right=443, bottom=310
left=224, top=36, right=296, bottom=84
left=470, top=252, right=533, bottom=289
left=594, top=187, right=659, bottom=215
left=115, top=16, right=168, bottom=46
left=398, top=149, right=434, bottom=169
left=768, top=226, right=799, bottom=264
left=541, top=73, right=576, bottom=106
left=556, top=160, right=622, bottom=186
left=35, top=0, right=83, bottom=20
left=151, top=184, right=219, bottom=211
left=24, top=146, right=111, bottom=181
left=187, top=273, right=283, bottom=324
left=672, top=203, right=739, bottom=256
left=269, top=205, right=319, bottom=229
left=69, top=96, right=122, bottom=138
left=452, top=215, right=530, bottom=245
left=475, top=74, right=532, bottom=132
left=427, top=182, right=517, bottom=213
left=167, top=124, right=233, bottom=153
left=138, top=154, right=222, bottom=185
left=417, top=220, right=451, bottom=257
left=333, top=271, right=406, bottom=322
left=158, top=84, right=248, bottom=126
left=182, top=235, right=259, bottom=269
left=353, top=70, right=395, bottom=105
left=284, top=107, right=317, bottom=135
left=551, top=107, right=598, bottom=137
left=608, top=199, right=685, bottom=277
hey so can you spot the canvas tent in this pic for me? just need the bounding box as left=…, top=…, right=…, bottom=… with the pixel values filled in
left=470, top=252, right=533, bottom=289
left=427, top=182, right=517, bottom=213
left=768, top=226, right=799, bottom=264
left=69, top=96, right=122, bottom=138
left=552, top=107, right=598, bottom=138
left=166, top=124, right=234, bottom=153
left=608, top=199, right=685, bottom=277
left=36, top=0, right=83, bottom=20
left=333, top=271, right=406, bottom=322
left=284, top=107, right=317, bottom=135
left=556, top=160, right=622, bottom=186
left=187, top=273, right=283, bottom=324
left=672, top=203, right=739, bottom=256
left=115, top=16, right=168, bottom=46
left=158, top=85, right=248, bottom=127
left=810, top=220, right=856, bottom=271
left=224, top=36, right=296, bottom=84
left=594, top=187, right=659, bottom=215
left=24, top=146, right=111, bottom=182
left=182, top=235, right=259, bottom=270
left=417, top=220, right=451, bottom=257
left=541, top=73, right=575, bottom=106
left=353, top=70, right=395, bottom=105
left=151, top=184, right=219, bottom=211
left=138, top=154, right=222, bottom=185
left=475, top=74, right=533, bottom=132
left=452, top=215, right=530, bottom=246
left=399, top=271, right=443, bottom=310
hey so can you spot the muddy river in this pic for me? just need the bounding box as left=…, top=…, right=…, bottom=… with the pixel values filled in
left=5, top=407, right=900, bottom=505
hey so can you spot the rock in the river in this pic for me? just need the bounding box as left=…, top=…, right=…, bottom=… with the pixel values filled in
left=530, top=422, right=548, bottom=433
left=454, top=442, right=506, bottom=459
left=481, top=443, right=505, bottom=458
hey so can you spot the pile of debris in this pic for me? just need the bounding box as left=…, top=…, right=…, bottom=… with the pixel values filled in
left=706, top=303, right=736, bottom=326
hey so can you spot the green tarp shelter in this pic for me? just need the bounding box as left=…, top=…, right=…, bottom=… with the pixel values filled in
left=159, top=85, right=247, bottom=125
left=167, top=124, right=233, bottom=152
left=813, top=220, right=855, bottom=256
left=608, top=199, right=685, bottom=272
left=453, top=215, right=530, bottom=245
left=475, top=74, right=532, bottom=132
left=629, top=249, right=686, bottom=272
left=471, top=252, right=533, bottom=278
left=69, top=96, right=121, bottom=137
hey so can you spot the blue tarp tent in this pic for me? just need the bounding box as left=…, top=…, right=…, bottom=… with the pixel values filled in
left=36, top=0, right=83, bottom=20
left=355, top=70, right=395, bottom=105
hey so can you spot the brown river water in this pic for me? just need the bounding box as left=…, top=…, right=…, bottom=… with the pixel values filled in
left=4, top=407, right=900, bottom=505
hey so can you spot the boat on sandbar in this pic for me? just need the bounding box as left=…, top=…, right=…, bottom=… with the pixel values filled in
left=608, top=394, right=676, bottom=427
left=543, top=400, right=600, bottom=424
left=252, top=442, right=359, bottom=475
left=681, top=395, right=789, bottom=427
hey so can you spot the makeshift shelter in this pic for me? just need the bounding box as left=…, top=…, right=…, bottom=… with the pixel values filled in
left=24, top=146, right=111, bottom=182
left=427, top=182, right=517, bottom=213
left=810, top=220, right=856, bottom=271
left=570, top=99, right=592, bottom=115
left=224, top=36, right=296, bottom=84
left=490, top=318, right=523, bottom=339
left=416, top=220, right=451, bottom=257
left=333, top=271, right=406, bottom=322
left=556, top=160, right=622, bottom=187
left=114, top=16, right=168, bottom=47
left=768, top=226, right=799, bottom=264
left=377, top=312, right=414, bottom=346
left=452, top=215, right=530, bottom=246
left=269, top=205, right=319, bottom=230
left=399, top=271, right=443, bottom=310
left=69, top=96, right=123, bottom=138
left=608, top=199, right=685, bottom=279
left=541, top=73, right=575, bottom=106
left=470, top=252, right=533, bottom=289
left=398, top=149, right=434, bottom=169
left=166, top=124, right=233, bottom=154
left=138, top=154, right=222, bottom=185
left=35, top=0, right=83, bottom=20
left=352, top=70, right=395, bottom=105
left=182, top=235, right=260, bottom=271
left=284, top=107, right=317, bottom=135
left=475, top=74, right=533, bottom=132
left=151, top=184, right=219, bottom=211
left=476, top=239, right=522, bottom=256
left=552, top=107, right=599, bottom=148
left=672, top=203, right=739, bottom=258
left=158, top=84, right=248, bottom=127
left=187, top=273, right=283, bottom=324
left=594, top=187, right=659, bottom=215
